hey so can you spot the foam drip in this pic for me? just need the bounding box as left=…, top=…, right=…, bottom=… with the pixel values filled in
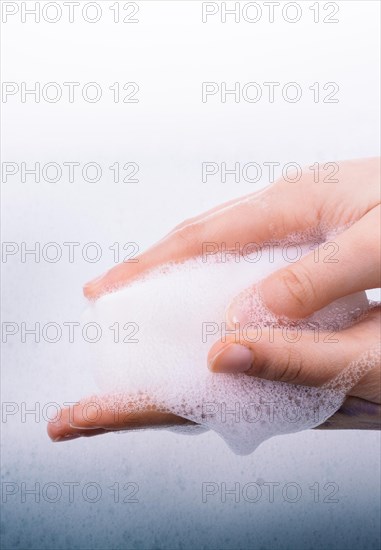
left=82, top=246, right=376, bottom=455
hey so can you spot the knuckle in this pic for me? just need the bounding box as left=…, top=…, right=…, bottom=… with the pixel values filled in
left=170, top=216, right=198, bottom=234
left=280, top=266, right=317, bottom=315
left=277, top=346, right=304, bottom=383
left=175, top=222, right=202, bottom=250
left=252, top=344, right=303, bottom=384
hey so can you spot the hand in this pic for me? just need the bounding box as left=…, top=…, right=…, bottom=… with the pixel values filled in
left=49, top=158, right=381, bottom=441
left=48, top=393, right=380, bottom=442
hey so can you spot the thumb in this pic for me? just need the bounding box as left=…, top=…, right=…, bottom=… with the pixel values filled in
left=207, top=308, right=380, bottom=392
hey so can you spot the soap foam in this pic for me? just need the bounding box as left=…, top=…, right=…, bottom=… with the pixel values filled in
left=82, top=246, right=376, bottom=455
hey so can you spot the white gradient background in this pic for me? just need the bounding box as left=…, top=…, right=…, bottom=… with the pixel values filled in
left=1, top=1, right=380, bottom=549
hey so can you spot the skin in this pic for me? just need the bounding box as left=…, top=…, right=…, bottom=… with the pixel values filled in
left=48, top=158, right=381, bottom=442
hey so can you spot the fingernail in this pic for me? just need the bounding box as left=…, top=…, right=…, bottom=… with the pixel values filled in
left=225, top=288, right=256, bottom=328
left=83, top=275, right=105, bottom=300
left=208, top=343, right=254, bottom=373
left=226, top=286, right=278, bottom=328
left=83, top=275, right=104, bottom=290
left=69, top=423, right=101, bottom=430
left=52, top=434, right=82, bottom=443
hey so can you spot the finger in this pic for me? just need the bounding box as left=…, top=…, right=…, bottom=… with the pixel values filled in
left=208, top=308, right=380, bottom=400
left=47, top=406, right=111, bottom=442
left=83, top=179, right=328, bottom=299
left=84, top=158, right=379, bottom=300
left=316, top=396, right=381, bottom=430
left=83, top=192, right=258, bottom=299
left=226, top=206, right=380, bottom=323
left=47, top=397, right=193, bottom=442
